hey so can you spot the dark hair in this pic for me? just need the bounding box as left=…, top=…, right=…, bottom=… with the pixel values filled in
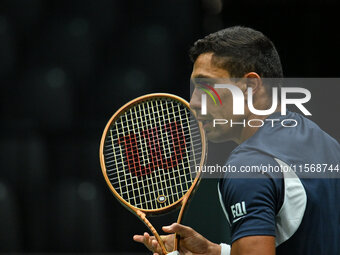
left=189, top=26, right=283, bottom=78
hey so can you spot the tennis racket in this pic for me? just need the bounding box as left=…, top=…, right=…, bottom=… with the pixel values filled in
left=99, top=93, right=206, bottom=254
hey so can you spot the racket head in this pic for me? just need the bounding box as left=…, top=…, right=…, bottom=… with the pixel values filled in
left=99, top=93, right=206, bottom=215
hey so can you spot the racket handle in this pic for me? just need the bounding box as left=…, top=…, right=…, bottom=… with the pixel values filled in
left=167, top=251, right=180, bottom=255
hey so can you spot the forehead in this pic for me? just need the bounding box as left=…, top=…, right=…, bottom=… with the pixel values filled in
left=191, top=52, right=230, bottom=79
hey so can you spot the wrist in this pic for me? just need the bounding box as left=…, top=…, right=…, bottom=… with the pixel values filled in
left=219, top=243, right=231, bottom=255
left=207, top=241, right=221, bottom=255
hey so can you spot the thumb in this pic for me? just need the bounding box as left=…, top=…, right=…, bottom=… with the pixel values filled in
left=162, top=223, right=194, bottom=237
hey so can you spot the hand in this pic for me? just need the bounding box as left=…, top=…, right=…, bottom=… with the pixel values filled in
left=133, top=223, right=221, bottom=255
left=133, top=231, right=174, bottom=255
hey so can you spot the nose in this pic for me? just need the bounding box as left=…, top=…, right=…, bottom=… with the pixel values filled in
left=189, top=88, right=201, bottom=114
left=190, top=89, right=201, bottom=117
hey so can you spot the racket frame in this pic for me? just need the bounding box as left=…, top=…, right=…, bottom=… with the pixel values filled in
left=99, top=93, right=207, bottom=254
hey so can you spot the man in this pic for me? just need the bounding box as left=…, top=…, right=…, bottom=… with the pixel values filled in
left=133, top=26, right=340, bottom=254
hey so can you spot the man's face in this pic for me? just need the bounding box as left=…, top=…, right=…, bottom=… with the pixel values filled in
left=190, top=53, right=246, bottom=143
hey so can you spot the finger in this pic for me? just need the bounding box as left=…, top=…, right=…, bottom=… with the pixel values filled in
left=133, top=232, right=154, bottom=252
left=143, top=232, right=151, bottom=244
left=133, top=235, right=145, bottom=243
left=143, top=232, right=154, bottom=249
left=152, top=239, right=165, bottom=254
left=152, top=239, right=158, bottom=248
left=162, top=223, right=194, bottom=236
left=147, top=235, right=159, bottom=245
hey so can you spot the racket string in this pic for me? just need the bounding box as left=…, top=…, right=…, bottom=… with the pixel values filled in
left=103, top=136, right=202, bottom=163
left=103, top=116, right=200, bottom=145
left=104, top=148, right=202, bottom=171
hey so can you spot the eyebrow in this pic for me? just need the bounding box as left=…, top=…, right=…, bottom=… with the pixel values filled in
left=192, top=74, right=214, bottom=79
left=190, top=74, right=219, bottom=86
left=191, top=74, right=215, bottom=85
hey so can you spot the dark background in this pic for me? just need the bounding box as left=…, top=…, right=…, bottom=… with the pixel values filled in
left=0, top=0, right=340, bottom=253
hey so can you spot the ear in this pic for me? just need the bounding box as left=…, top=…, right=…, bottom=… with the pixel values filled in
left=243, top=72, right=262, bottom=99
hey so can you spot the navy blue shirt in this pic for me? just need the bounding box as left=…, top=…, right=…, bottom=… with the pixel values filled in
left=219, top=111, right=340, bottom=254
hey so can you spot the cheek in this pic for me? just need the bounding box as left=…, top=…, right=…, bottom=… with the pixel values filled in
left=219, top=87, right=248, bottom=118
left=213, top=91, right=234, bottom=117
left=217, top=88, right=232, bottom=105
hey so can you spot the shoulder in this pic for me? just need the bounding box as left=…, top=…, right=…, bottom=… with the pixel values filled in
left=224, top=147, right=283, bottom=179
left=218, top=152, right=285, bottom=243
left=219, top=150, right=284, bottom=215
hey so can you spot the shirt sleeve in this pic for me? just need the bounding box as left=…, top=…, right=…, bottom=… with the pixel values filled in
left=219, top=153, right=284, bottom=244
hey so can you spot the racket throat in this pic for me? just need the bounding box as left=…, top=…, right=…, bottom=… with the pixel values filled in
left=136, top=210, right=169, bottom=254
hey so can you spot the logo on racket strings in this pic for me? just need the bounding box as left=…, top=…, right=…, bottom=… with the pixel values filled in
left=118, top=121, right=187, bottom=177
